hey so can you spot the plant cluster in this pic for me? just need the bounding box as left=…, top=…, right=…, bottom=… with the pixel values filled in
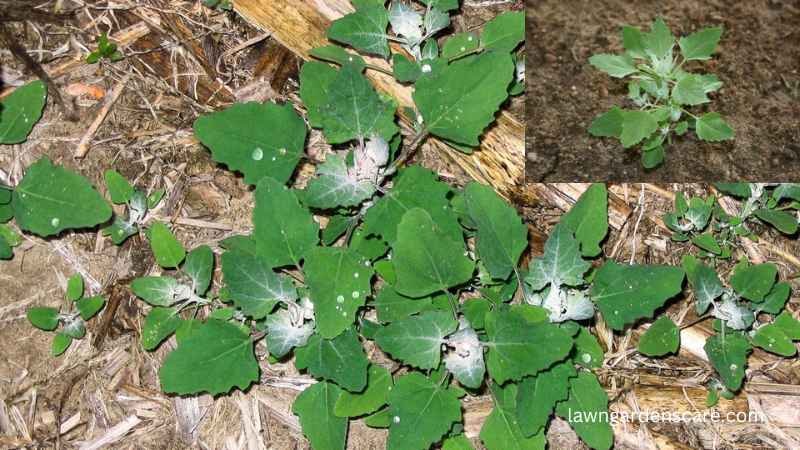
left=86, top=32, right=123, bottom=64
left=589, top=18, right=734, bottom=168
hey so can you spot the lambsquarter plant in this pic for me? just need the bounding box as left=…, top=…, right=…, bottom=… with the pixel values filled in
left=588, top=18, right=734, bottom=168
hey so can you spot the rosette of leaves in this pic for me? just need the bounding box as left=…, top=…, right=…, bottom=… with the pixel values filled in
left=588, top=18, right=733, bottom=168
left=86, top=32, right=123, bottom=64
left=715, top=183, right=800, bottom=236
left=681, top=255, right=795, bottom=392
left=27, top=273, right=106, bottom=356
left=662, top=191, right=734, bottom=257
left=101, top=170, right=164, bottom=244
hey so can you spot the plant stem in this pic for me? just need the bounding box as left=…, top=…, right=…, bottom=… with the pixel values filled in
left=364, top=63, right=394, bottom=77
left=389, top=128, right=430, bottom=172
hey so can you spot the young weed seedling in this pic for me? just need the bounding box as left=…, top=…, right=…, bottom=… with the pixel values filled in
left=102, top=170, right=164, bottom=245
left=27, top=273, right=106, bottom=355
left=86, top=32, right=123, bottom=64
left=588, top=18, right=733, bottom=168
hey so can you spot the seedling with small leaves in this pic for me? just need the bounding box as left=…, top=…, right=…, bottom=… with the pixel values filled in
left=663, top=191, right=734, bottom=257
left=589, top=18, right=733, bottom=168
left=86, top=32, right=123, bottom=64
left=715, top=183, right=800, bottom=236
left=101, top=170, right=164, bottom=245
left=27, top=273, right=106, bottom=356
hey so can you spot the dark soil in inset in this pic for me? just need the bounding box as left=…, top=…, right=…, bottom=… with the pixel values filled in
left=525, top=0, right=800, bottom=182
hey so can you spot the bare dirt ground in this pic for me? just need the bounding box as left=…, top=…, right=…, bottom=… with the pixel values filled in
left=525, top=0, right=800, bottom=182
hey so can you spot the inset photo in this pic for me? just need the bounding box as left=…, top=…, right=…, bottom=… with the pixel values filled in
left=526, top=0, right=800, bottom=181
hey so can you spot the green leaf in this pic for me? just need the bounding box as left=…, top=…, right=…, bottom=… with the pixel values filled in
left=293, top=381, right=348, bottom=450
left=414, top=51, right=514, bottom=146
left=193, top=102, right=306, bottom=185
left=104, top=170, right=134, bottom=204
left=52, top=333, right=72, bottom=356
left=374, top=285, right=435, bottom=322
left=253, top=176, right=318, bottom=268
left=730, top=263, right=777, bottom=302
left=754, top=208, right=798, bottom=234
left=462, top=298, right=491, bottom=329
left=0, top=80, right=47, bottom=144
left=555, top=372, right=614, bottom=450
left=679, top=27, right=723, bottom=61
left=27, top=306, right=59, bottom=331
left=365, top=408, right=391, bottom=428
left=141, top=307, right=182, bottom=350
left=299, top=61, right=338, bottom=128
left=752, top=323, right=796, bottom=357
left=148, top=221, right=185, bottom=269
left=672, top=74, right=710, bottom=105
left=310, top=45, right=366, bottom=70
left=295, top=328, right=369, bottom=392
left=704, top=332, right=751, bottom=391
left=334, top=364, right=393, bottom=417
left=642, top=17, right=674, bottom=59
left=327, top=6, right=390, bottom=57
left=264, top=308, right=313, bottom=358
left=480, top=383, right=546, bottom=450
left=761, top=282, right=791, bottom=315
left=159, top=319, right=259, bottom=395
left=641, top=145, right=664, bottom=169
left=517, top=361, right=577, bottom=437
left=525, top=224, right=591, bottom=291
left=621, top=26, right=646, bottom=58
left=638, top=315, right=680, bottom=356
left=442, top=32, right=480, bottom=60
left=620, top=110, right=658, bottom=148
left=774, top=311, right=800, bottom=340
left=387, top=372, right=462, bottom=450
left=184, top=245, right=213, bottom=295
left=392, top=208, right=474, bottom=297
left=588, top=107, right=623, bottom=138
left=591, top=261, right=685, bottom=330
left=392, top=53, right=421, bottom=83
left=481, top=11, right=524, bottom=53
left=443, top=435, right=475, bottom=450
left=304, top=154, right=375, bottom=209
left=76, top=295, right=104, bottom=320
left=691, top=233, right=721, bottom=254
left=363, top=166, right=460, bottom=244
left=560, top=184, right=608, bottom=258
left=375, top=311, right=457, bottom=369
left=695, top=112, right=733, bottom=142
left=304, top=247, right=374, bottom=339
left=588, top=54, right=636, bottom=78
left=682, top=255, right=723, bottom=315
left=484, top=309, right=573, bottom=383
left=130, top=276, right=179, bottom=306
left=66, top=274, right=84, bottom=302
left=221, top=250, right=295, bottom=319
left=573, top=327, right=604, bottom=368
left=464, top=182, right=527, bottom=280
left=13, top=157, right=112, bottom=237
left=321, top=63, right=398, bottom=144
left=714, top=182, right=752, bottom=198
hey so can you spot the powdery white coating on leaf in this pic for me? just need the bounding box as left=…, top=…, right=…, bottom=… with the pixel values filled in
left=265, top=308, right=314, bottom=358
left=389, top=2, right=423, bottom=44
left=444, top=324, right=485, bottom=388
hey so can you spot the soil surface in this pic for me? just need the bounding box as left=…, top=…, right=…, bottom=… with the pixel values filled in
left=525, top=0, right=800, bottom=182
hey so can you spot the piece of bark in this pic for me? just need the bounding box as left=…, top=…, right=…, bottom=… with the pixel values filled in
left=233, top=0, right=524, bottom=197
left=253, top=38, right=299, bottom=93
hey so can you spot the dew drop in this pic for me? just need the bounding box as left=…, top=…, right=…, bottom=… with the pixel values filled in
left=393, top=416, right=400, bottom=424
left=467, top=35, right=474, bottom=42
left=51, top=217, right=60, bottom=227
left=421, top=64, right=432, bottom=73
left=251, top=148, right=264, bottom=160
left=460, top=46, right=466, bottom=52
left=729, top=364, right=738, bottom=371
left=271, top=156, right=277, bottom=161
left=336, top=295, right=344, bottom=304
left=352, top=291, right=360, bottom=299
left=278, top=147, right=287, bottom=155
left=581, top=353, right=592, bottom=364
left=353, top=272, right=360, bottom=278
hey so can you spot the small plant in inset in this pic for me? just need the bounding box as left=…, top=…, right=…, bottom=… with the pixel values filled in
left=715, top=183, right=800, bottom=236
left=27, top=273, right=106, bottom=355
left=86, top=32, right=123, bottom=64
left=588, top=18, right=733, bottom=169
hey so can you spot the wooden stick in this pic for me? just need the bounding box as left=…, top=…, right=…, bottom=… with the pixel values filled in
left=233, top=0, right=524, bottom=197
left=74, top=74, right=130, bottom=158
